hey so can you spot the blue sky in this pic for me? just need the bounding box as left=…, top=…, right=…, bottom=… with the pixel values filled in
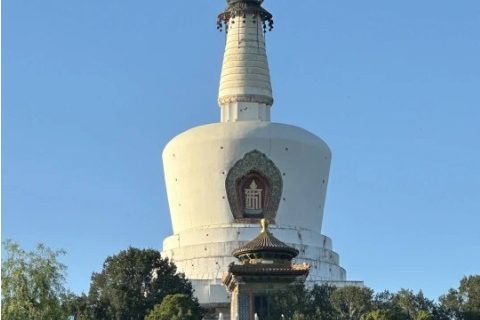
left=3, top=0, right=479, bottom=300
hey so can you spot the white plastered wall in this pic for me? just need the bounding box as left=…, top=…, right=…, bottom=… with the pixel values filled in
left=162, top=121, right=331, bottom=234
left=161, top=121, right=360, bottom=305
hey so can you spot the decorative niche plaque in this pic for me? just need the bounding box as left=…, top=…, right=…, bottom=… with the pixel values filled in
left=225, top=150, right=282, bottom=222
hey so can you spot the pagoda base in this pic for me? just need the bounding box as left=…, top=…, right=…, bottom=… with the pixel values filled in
left=161, top=224, right=362, bottom=306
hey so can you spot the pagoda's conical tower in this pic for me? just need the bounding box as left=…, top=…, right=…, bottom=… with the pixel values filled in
left=217, top=0, right=274, bottom=122
left=161, top=0, right=361, bottom=316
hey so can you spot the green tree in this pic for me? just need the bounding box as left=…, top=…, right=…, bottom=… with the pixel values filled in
left=393, top=289, right=435, bottom=320
left=86, top=247, right=196, bottom=320
left=415, top=310, right=434, bottom=320
left=1, top=240, right=68, bottom=320
left=361, top=310, right=391, bottom=320
left=292, top=312, right=308, bottom=320
left=267, top=285, right=309, bottom=319
left=372, top=291, right=396, bottom=312
left=440, top=275, right=480, bottom=320
left=440, top=288, right=462, bottom=319
left=145, top=294, right=202, bottom=320
left=306, top=284, right=338, bottom=320
left=371, top=291, right=408, bottom=320
left=63, top=293, right=90, bottom=320
left=267, top=284, right=338, bottom=320
left=330, top=286, right=374, bottom=320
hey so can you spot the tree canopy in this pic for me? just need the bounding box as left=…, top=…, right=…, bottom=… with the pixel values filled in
left=145, top=293, right=203, bottom=320
left=1, top=240, right=69, bottom=320
left=440, top=275, right=480, bottom=320
left=3, top=240, right=478, bottom=320
left=331, top=286, right=374, bottom=320
left=266, top=278, right=480, bottom=320
left=84, top=247, right=198, bottom=320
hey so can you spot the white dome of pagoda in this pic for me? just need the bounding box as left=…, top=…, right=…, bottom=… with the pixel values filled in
left=163, top=121, right=331, bottom=234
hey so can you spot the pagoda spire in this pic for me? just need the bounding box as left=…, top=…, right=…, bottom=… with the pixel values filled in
left=217, top=0, right=274, bottom=122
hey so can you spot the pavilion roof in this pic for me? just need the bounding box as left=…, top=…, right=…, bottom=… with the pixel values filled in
left=232, top=219, right=299, bottom=260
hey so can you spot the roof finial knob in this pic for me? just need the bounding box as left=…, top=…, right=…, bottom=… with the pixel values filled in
left=261, top=219, right=269, bottom=233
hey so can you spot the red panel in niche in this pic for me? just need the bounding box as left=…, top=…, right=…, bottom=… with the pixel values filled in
left=225, top=150, right=283, bottom=223
left=236, top=172, right=271, bottom=218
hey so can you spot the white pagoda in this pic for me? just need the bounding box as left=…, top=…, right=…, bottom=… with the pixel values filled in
left=161, top=0, right=362, bottom=316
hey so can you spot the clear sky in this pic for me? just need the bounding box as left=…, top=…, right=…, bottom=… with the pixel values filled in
left=3, top=0, right=479, bottom=300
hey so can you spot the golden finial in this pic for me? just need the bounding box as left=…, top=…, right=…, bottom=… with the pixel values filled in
left=261, top=219, right=269, bottom=233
